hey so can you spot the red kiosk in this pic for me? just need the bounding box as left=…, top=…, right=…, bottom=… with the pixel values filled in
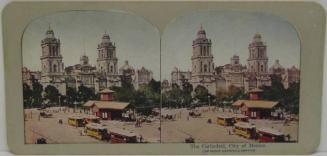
left=84, top=89, right=129, bottom=120
left=232, top=88, right=279, bottom=119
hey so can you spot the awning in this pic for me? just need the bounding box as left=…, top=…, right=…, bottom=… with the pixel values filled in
left=232, top=100, right=278, bottom=109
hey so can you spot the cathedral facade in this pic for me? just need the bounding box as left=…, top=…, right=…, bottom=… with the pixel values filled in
left=170, top=26, right=300, bottom=95
left=22, top=27, right=154, bottom=95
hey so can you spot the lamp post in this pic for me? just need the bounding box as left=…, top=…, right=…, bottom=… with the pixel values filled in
left=58, top=96, right=61, bottom=110
left=208, top=95, right=210, bottom=109
left=73, top=101, right=78, bottom=113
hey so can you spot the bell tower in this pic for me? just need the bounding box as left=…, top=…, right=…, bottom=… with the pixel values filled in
left=191, top=25, right=215, bottom=94
left=247, top=33, right=268, bottom=74
left=40, top=25, right=66, bottom=95
left=40, top=26, right=64, bottom=75
left=96, top=32, right=118, bottom=75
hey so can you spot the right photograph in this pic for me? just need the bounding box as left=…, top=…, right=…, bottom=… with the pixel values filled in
left=160, top=11, right=300, bottom=143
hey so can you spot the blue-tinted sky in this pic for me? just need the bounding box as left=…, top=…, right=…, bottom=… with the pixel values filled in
left=162, top=11, right=300, bottom=80
left=22, top=11, right=160, bottom=80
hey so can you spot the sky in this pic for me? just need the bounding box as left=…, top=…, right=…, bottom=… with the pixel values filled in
left=161, top=11, right=300, bottom=80
left=23, top=10, right=300, bottom=81
left=22, top=10, right=160, bottom=80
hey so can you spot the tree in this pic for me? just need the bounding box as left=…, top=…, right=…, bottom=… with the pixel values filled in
left=66, top=87, right=78, bottom=106
left=180, top=81, right=193, bottom=107
left=261, top=75, right=287, bottom=106
left=138, top=79, right=161, bottom=105
left=23, top=83, right=32, bottom=108
left=31, top=80, right=43, bottom=107
left=216, top=88, right=228, bottom=106
left=166, top=83, right=183, bottom=108
left=78, top=85, right=96, bottom=103
left=260, top=75, right=300, bottom=114
left=285, top=82, right=300, bottom=114
left=148, top=79, right=161, bottom=94
left=194, top=85, right=209, bottom=103
left=227, top=85, right=245, bottom=102
left=111, top=76, right=135, bottom=102
left=44, top=85, right=60, bottom=104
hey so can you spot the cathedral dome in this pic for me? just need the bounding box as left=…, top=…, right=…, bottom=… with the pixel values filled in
left=253, top=33, right=263, bottom=43
left=101, top=32, right=111, bottom=43
left=270, top=60, right=284, bottom=70
left=119, top=60, right=134, bottom=71
left=197, top=25, right=207, bottom=39
left=45, top=25, right=55, bottom=38
left=80, top=55, right=89, bottom=65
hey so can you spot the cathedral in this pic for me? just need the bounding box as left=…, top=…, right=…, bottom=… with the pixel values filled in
left=40, top=26, right=66, bottom=95
left=22, top=27, right=154, bottom=95
left=170, top=26, right=300, bottom=95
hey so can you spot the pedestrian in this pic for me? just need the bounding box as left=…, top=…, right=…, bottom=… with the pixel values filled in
left=38, top=115, right=40, bottom=121
left=79, top=129, right=83, bottom=136
left=139, top=135, right=143, bottom=143
left=286, top=134, right=291, bottom=142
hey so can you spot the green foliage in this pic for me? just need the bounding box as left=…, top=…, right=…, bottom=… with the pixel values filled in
left=215, top=85, right=246, bottom=107
left=227, top=85, right=246, bottom=102
left=194, top=85, right=209, bottom=102
left=110, top=76, right=136, bottom=102
left=23, top=83, right=32, bottom=108
left=110, top=78, right=161, bottom=113
left=285, top=82, right=300, bottom=114
left=162, top=83, right=183, bottom=108
left=66, top=87, right=77, bottom=105
left=111, top=85, right=134, bottom=102
left=44, top=85, right=60, bottom=104
left=216, top=88, right=228, bottom=106
left=261, top=76, right=286, bottom=103
left=78, top=85, right=96, bottom=103
left=180, top=82, right=193, bottom=107
left=260, top=75, right=300, bottom=114
left=138, top=79, right=161, bottom=104
left=31, top=80, right=43, bottom=106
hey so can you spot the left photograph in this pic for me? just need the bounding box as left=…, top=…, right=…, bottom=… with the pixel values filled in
left=22, top=11, right=161, bottom=144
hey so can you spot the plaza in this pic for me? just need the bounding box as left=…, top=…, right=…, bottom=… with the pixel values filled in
left=24, top=106, right=298, bottom=144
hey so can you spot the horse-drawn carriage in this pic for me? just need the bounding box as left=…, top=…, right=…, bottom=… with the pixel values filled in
left=40, top=112, right=52, bottom=118
left=189, top=111, right=201, bottom=117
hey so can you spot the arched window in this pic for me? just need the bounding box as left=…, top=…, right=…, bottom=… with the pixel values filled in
left=204, top=47, right=206, bottom=55
left=200, top=62, right=203, bottom=72
left=49, top=46, right=52, bottom=56
left=52, top=47, right=56, bottom=56
left=261, top=65, right=264, bottom=72
left=204, top=64, right=208, bottom=72
left=53, top=64, right=57, bottom=72
left=109, top=51, right=112, bottom=58
left=110, top=66, right=113, bottom=73
left=49, top=61, right=52, bottom=72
